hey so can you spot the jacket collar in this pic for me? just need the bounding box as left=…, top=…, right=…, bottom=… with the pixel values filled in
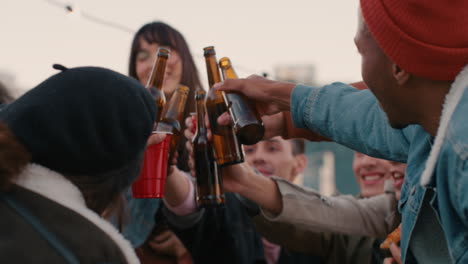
left=15, top=163, right=139, bottom=264
left=420, top=64, right=468, bottom=186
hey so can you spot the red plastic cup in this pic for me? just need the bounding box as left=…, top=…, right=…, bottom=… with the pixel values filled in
left=132, top=133, right=172, bottom=198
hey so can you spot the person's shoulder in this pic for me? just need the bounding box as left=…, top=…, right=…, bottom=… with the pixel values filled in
left=1, top=186, right=128, bottom=263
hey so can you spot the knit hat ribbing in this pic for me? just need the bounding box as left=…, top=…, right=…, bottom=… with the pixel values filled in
left=0, top=66, right=157, bottom=176
left=360, top=0, right=468, bottom=81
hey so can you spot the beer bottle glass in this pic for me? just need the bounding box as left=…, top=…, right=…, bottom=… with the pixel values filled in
left=156, top=84, right=190, bottom=161
left=204, top=46, right=244, bottom=166
left=146, top=47, right=170, bottom=122
left=132, top=47, right=171, bottom=199
left=193, top=89, right=225, bottom=207
left=219, top=57, right=264, bottom=145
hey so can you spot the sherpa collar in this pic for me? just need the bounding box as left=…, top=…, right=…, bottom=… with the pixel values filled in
left=14, top=164, right=139, bottom=264
left=420, top=64, right=468, bottom=186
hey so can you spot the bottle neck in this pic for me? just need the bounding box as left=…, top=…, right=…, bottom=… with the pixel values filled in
left=163, top=90, right=186, bottom=120
left=148, top=56, right=168, bottom=90
left=195, top=100, right=207, bottom=133
left=205, top=55, right=222, bottom=88
left=221, top=66, right=238, bottom=80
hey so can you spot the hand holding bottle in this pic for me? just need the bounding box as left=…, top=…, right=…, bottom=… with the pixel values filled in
left=217, top=111, right=287, bottom=140
left=214, top=75, right=296, bottom=116
left=219, top=57, right=264, bottom=145
left=184, top=114, right=247, bottom=192
left=183, top=114, right=282, bottom=214
left=204, top=46, right=244, bottom=166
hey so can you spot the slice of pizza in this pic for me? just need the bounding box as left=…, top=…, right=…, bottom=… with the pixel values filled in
left=380, top=224, right=401, bottom=249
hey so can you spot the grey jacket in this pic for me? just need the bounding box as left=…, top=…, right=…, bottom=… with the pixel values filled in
left=253, top=178, right=400, bottom=264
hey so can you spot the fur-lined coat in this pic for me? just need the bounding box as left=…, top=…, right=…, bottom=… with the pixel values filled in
left=0, top=164, right=139, bottom=264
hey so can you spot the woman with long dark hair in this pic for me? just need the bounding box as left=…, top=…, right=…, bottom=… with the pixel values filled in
left=124, top=21, right=202, bottom=264
left=129, top=22, right=200, bottom=172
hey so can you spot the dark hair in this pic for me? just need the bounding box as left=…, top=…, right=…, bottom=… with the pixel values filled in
left=128, top=21, right=201, bottom=106
left=0, top=123, right=31, bottom=191
left=129, top=21, right=202, bottom=171
left=66, top=151, right=144, bottom=216
left=290, top=139, right=305, bottom=156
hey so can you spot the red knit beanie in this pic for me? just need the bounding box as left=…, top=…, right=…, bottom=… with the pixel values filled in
left=360, top=0, right=468, bottom=81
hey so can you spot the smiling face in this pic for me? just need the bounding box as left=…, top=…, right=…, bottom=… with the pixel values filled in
left=243, top=137, right=307, bottom=182
left=352, top=152, right=391, bottom=198
left=135, top=38, right=183, bottom=96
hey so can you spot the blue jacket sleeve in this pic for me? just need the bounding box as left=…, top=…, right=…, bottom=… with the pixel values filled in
left=121, top=188, right=161, bottom=248
left=291, top=82, right=414, bottom=162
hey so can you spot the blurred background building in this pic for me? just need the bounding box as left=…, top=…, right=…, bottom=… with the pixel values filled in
left=274, top=64, right=317, bottom=86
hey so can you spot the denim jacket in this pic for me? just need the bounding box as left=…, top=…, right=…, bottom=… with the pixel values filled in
left=120, top=188, right=161, bottom=247
left=290, top=65, right=468, bottom=263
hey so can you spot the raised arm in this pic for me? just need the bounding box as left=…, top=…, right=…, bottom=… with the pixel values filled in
left=291, top=83, right=413, bottom=162
left=253, top=178, right=399, bottom=244
left=216, top=78, right=415, bottom=162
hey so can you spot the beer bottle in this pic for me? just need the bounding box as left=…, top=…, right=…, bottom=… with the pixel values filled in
left=156, top=84, right=190, bottom=161
left=204, top=46, right=244, bottom=166
left=193, top=89, right=224, bottom=207
left=219, top=57, right=264, bottom=145
left=146, top=47, right=170, bottom=122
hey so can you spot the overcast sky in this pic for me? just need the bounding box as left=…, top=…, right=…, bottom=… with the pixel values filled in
left=1, top=0, right=361, bottom=94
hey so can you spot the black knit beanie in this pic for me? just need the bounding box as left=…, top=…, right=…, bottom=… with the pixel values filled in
left=0, top=65, right=157, bottom=177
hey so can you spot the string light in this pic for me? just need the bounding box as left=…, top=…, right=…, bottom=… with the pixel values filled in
left=42, top=0, right=271, bottom=77
left=43, top=0, right=134, bottom=34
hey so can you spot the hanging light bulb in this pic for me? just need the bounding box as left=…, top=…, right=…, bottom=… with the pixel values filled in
left=64, top=2, right=80, bottom=19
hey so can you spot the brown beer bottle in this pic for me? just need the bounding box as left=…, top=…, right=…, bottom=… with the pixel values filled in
left=193, top=89, right=224, bottom=207
left=219, top=57, right=265, bottom=145
left=204, top=46, right=244, bottom=166
left=146, top=47, right=170, bottom=122
left=156, top=84, right=190, bottom=161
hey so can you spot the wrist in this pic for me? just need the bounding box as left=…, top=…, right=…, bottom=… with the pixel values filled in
left=175, top=247, right=188, bottom=259
left=168, top=165, right=177, bottom=177
left=234, top=163, right=262, bottom=194
left=273, top=82, right=295, bottom=112
left=239, top=172, right=283, bottom=215
left=177, top=250, right=192, bottom=264
left=164, top=167, right=190, bottom=207
left=259, top=177, right=283, bottom=215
